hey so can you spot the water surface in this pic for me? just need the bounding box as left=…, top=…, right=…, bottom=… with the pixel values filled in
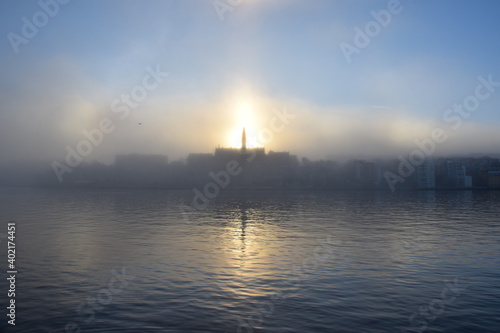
left=0, top=188, right=498, bottom=332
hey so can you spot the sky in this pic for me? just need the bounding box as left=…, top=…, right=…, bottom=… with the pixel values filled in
left=1, top=0, right=500, bottom=168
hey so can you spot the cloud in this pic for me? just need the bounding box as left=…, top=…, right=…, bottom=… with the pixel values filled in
left=1, top=54, right=499, bottom=175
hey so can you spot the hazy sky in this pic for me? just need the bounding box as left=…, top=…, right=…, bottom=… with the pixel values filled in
left=1, top=0, right=500, bottom=165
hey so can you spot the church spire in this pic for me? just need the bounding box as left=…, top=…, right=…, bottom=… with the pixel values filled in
left=242, top=127, right=246, bottom=150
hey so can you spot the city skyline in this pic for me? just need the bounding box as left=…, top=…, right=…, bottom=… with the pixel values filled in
left=2, top=3, right=500, bottom=333
left=1, top=1, right=500, bottom=167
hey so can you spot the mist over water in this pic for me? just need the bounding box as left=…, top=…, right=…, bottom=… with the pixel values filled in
left=2, top=1, right=500, bottom=332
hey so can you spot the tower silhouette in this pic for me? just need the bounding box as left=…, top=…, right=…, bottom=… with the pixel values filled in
left=242, top=128, right=246, bottom=150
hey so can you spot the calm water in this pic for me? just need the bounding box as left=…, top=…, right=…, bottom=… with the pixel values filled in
left=0, top=188, right=499, bottom=332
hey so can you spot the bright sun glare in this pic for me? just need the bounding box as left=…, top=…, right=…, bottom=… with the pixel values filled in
left=227, top=101, right=259, bottom=148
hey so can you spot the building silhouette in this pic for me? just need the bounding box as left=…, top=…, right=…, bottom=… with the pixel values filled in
left=28, top=127, right=500, bottom=190
left=417, top=161, right=436, bottom=189
left=187, top=128, right=298, bottom=188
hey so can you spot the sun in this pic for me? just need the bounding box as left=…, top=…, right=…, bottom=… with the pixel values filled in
left=226, top=101, right=259, bottom=148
